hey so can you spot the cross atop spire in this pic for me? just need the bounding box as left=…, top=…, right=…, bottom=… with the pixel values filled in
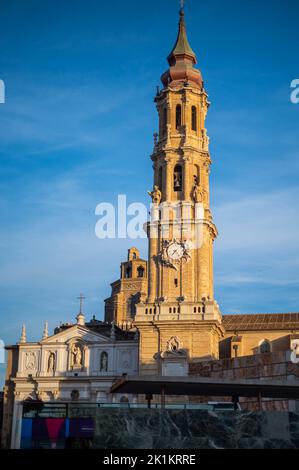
left=180, top=0, right=185, bottom=10
left=77, top=293, right=85, bottom=314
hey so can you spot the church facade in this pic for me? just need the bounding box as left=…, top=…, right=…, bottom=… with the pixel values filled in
left=2, top=7, right=299, bottom=449
left=2, top=315, right=138, bottom=449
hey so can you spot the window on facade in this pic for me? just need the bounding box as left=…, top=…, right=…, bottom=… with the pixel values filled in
left=137, top=266, right=145, bottom=278
left=260, top=340, right=271, bottom=354
left=174, top=165, right=183, bottom=192
left=71, top=390, right=80, bottom=401
left=176, top=104, right=182, bottom=130
left=129, top=294, right=139, bottom=316
left=120, top=396, right=129, bottom=404
left=191, top=106, right=197, bottom=131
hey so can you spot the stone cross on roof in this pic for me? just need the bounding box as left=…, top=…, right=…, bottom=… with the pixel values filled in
left=77, top=293, right=85, bottom=314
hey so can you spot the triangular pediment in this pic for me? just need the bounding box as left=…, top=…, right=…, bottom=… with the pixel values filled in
left=41, top=325, right=111, bottom=345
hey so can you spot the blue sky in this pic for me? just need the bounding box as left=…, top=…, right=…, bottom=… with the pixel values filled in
left=0, top=0, right=299, bottom=384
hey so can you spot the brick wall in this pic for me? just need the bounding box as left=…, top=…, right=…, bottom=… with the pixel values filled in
left=189, top=352, right=299, bottom=411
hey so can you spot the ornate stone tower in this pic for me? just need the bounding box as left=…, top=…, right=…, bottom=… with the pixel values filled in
left=135, top=8, right=224, bottom=375
left=105, top=248, right=148, bottom=327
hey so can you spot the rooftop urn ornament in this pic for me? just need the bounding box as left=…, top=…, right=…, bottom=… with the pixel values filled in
left=20, top=324, right=26, bottom=344
left=42, top=321, right=49, bottom=340
left=76, top=293, right=86, bottom=326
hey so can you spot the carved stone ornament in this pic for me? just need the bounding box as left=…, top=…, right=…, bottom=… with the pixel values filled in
left=161, top=336, right=187, bottom=359
left=159, top=239, right=191, bottom=271
left=167, top=336, right=181, bottom=352
left=25, top=352, right=36, bottom=371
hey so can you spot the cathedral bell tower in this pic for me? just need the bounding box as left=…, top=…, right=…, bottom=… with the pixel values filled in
left=135, top=8, right=224, bottom=374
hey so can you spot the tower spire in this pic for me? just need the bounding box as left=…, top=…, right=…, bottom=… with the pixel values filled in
left=161, top=7, right=203, bottom=89
left=168, top=7, right=197, bottom=66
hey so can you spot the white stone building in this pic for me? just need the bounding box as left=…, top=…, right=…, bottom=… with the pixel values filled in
left=3, top=312, right=138, bottom=449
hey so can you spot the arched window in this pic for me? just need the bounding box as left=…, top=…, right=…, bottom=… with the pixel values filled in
left=191, top=106, right=197, bottom=132
left=260, top=340, right=271, bottom=354
left=174, top=165, right=183, bottom=192
left=176, top=104, right=182, bottom=130
left=132, top=252, right=137, bottom=260
left=137, top=266, right=145, bottom=278
left=125, top=266, right=132, bottom=278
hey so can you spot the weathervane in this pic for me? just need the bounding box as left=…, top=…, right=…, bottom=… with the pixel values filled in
left=180, top=0, right=186, bottom=9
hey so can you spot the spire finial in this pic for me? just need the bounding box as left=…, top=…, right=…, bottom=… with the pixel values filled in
left=42, top=321, right=49, bottom=340
left=20, top=325, right=26, bottom=344
left=180, top=0, right=185, bottom=10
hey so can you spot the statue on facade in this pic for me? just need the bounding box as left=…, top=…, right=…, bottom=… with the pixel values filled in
left=47, top=352, right=56, bottom=373
left=192, top=183, right=203, bottom=204
left=100, top=351, right=108, bottom=372
left=71, top=344, right=83, bottom=367
left=148, top=185, right=162, bottom=205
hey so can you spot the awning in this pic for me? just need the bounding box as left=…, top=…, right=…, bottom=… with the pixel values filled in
left=111, top=375, right=299, bottom=400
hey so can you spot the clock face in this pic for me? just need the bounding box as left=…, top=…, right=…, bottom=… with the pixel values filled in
left=167, top=243, right=184, bottom=260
